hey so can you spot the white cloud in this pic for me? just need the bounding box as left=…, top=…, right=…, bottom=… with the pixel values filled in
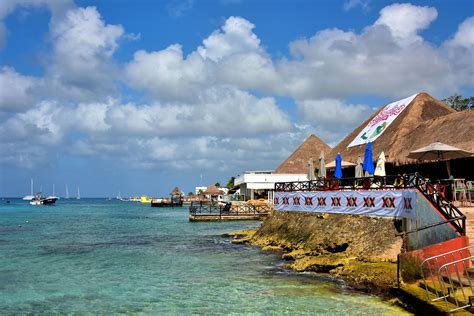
left=48, top=6, right=123, bottom=99
left=443, top=16, right=474, bottom=88
left=0, top=67, right=37, bottom=111
left=197, top=16, right=262, bottom=62
left=375, top=3, right=437, bottom=44
left=125, top=45, right=208, bottom=100
left=447, top=16, right=474, bottom=48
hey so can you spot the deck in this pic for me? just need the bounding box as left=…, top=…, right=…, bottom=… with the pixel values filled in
left=188, top=202, right=272, bottom=221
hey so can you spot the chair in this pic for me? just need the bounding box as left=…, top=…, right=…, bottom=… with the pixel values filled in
left=466, top=181, right=474, bottom=205
left=453, top=179, right=468, bottom=206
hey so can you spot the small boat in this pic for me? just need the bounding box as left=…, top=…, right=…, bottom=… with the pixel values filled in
left=30, top=193, right=58, bottom=206
left=140, top=196, right=152, bottom=204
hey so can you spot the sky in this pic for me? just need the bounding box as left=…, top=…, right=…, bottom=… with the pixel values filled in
left=0, top=0, right=473, bottom=197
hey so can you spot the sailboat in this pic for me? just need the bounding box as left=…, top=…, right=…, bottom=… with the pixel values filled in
left=22, top=178, right=34, bottom=200
left=47, top=184, right=59, bottom=200
left=65, top=184, right=69, bottom=199
left=77, top=186, right=81, bottom=200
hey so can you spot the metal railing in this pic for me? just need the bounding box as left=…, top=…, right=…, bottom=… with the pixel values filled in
left=420, top=245, right=474, bottom=312
left=274, top=173, right=417, bottom=192
left=189, top=201, right=272, bottom=217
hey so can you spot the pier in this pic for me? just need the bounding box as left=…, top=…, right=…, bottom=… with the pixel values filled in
left=189, top=201, right=272, bottom=221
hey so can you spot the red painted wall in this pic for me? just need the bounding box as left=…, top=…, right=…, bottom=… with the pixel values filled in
left=401, top=236, right=471, bottom=276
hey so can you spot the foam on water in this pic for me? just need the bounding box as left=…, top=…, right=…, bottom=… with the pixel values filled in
left=0, top=199, right=410, bottom=314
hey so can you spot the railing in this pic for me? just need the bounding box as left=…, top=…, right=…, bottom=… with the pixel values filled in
left=189, top=201, right=272, bottom=217
left=274, top=173, right=417, bottom=192
left=414, top=175, right=466, bottom=236
left=420, top=245, right=474, bottom=313
left=275, top=172, right=466, bottom=236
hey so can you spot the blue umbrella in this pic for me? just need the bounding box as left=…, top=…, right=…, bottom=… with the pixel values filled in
left=363, top=142, right=375, bottom=176
left=334, top=153, right=343, bottom=179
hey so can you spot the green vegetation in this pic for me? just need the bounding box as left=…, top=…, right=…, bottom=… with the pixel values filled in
left=226, top=176, right=235, bottom=189
left=443, top=95, right=473, bottom=112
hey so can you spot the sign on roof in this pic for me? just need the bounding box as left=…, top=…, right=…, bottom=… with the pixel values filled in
left=348, top=93, right=418, bottom=147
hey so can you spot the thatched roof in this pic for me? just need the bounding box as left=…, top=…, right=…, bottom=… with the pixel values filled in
left=203, top=184, right=222, bottom=195
left=171, top=187, right=183, bottom=196
left=274, top=134, right=332, bottom=173
left=328, top=92, right=459, bottom=165
left=409, top=110, right=474, bottom=154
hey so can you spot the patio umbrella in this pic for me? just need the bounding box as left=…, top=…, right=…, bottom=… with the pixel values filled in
left=318, top=151, right=326, bottom=178
left=334, top=153, right=343, bottom=179
left=308, top=159, right=316, bottom=180
left=355, top=156, right=363, bottom=178
left=407, top=142, right=473, bottom=177
left=363, top=142, right=375, bottom=176
left=374, top=151, right=386, bottom=177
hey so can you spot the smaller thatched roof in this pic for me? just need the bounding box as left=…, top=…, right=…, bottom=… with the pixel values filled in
left=171, top=187, right=183, bottom=196
left=274, top=134, right=332, bottom=174
left=203, top=184, right=223, bottom=195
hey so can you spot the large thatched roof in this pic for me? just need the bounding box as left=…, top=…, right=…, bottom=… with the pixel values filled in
left=409, top=110, right=474, bottom=154
left=274, top=134, right=331, bottom=173
left=327, top=92, right=463, bottom=165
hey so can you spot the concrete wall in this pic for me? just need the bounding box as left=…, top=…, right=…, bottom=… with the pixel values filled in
left=405, top=191, right=459, bottom=251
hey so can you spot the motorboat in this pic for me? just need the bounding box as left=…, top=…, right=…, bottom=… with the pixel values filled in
left=30, top=193, right=58, bottom=206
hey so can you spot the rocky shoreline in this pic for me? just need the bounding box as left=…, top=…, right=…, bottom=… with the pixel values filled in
left=224, top=212, right=469, bottom=314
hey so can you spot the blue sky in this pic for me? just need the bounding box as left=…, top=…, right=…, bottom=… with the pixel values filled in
left=0, top=0, right=473, bottom=197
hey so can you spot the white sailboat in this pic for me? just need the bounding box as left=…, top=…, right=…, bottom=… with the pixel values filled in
left=65, top=184, right=69, bottom=199
left=77, top=186, right=81, bottom=200
left=47, top=184, right=59, bottom=200
left=22, top=178, right=34, bottom=200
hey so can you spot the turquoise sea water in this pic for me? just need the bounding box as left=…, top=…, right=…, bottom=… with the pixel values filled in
left=0, top=199, right=410, bottom=314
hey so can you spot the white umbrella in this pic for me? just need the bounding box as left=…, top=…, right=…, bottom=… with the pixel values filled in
left=374, top=151, right=386, bottom=177
left=407, top=142, right=473, bottom=177
left=318, top=151, right=326, bottom=178
left=308, top=158, right=316, bottom=180
left=355, top=156, right=363, bottom=178
left=407, top=142, right=472, bottom=160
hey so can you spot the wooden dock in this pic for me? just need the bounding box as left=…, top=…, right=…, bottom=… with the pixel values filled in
left=189, top=202, right=272, bottom=221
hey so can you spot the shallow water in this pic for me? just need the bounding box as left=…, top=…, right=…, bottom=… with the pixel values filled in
left=0, top=199, right=410, bottom=314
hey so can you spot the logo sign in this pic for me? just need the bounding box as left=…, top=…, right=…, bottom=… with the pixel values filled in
left=348, top=94, right=418, bottom=147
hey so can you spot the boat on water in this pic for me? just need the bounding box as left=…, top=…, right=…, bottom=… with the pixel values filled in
left=30, top=193, right=58, bottom=206
left=46, top=184, right=59, bottom=201
left=22, top=178, right=35, bottom=201
left=140, top=196, right=152, bottom=204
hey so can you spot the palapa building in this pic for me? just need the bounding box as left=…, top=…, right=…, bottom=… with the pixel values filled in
left=325, top=92, right=473, bottom=179
left=234, top=92, right=472, bottom=201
